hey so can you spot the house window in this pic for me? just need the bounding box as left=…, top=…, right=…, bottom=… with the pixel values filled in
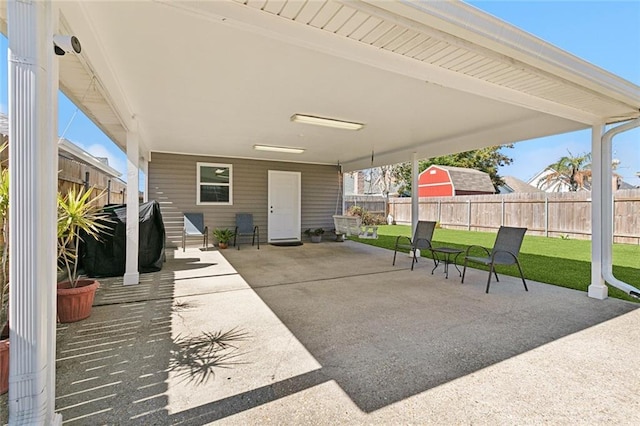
left=197, top=162, right=232, bottom=205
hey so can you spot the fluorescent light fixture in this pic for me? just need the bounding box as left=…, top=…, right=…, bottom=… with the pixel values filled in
left=291, top=114, right=364, bottom=130
left=253, top=144, right=305, bottom=154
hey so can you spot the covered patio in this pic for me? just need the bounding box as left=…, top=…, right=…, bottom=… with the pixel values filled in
left=3, top=242, right=637, bottom=424
left=2, top=1, right=640, bottom=422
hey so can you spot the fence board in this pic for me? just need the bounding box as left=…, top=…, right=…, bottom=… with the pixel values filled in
left=388, top=189, right=640, bottom=244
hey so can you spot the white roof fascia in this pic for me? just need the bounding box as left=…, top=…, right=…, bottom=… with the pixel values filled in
left=160, top=0, right=601, bottom=125
left=370, top=0, right=640, bottom=116
left=58, top=138, right=122, bottom=178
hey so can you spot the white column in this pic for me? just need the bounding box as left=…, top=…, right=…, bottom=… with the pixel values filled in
left=589, top=124, right=607, bottom=299
left=411, top=153, right=419, bottom=234
left=123, top=125, right=140, bottom=285
left=8, top=0, right=61, bottom=423
left=140, top=155, right=149, bottom=203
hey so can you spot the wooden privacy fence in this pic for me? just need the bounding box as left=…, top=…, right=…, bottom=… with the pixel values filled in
left=58, top=156, right=126, bottom=208
left=388, top=189, right=640, bottom=244
left=344, top=195, right=387, bottom=215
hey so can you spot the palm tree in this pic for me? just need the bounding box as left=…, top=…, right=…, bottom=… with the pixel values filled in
left=541, top=151, right=592, bottom=192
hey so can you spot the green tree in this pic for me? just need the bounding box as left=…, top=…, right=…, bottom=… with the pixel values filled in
left=392, top=145, right=513, bottom=193
left=541, top=151, right=591, bottom=192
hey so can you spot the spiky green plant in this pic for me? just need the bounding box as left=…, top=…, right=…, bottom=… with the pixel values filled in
left=57, top=187, right=111, bottom=287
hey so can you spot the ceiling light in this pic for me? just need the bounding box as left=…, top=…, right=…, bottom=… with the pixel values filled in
left=253, top=144, right=305, bottom=154
left=291, top=114, right=364, bottom=130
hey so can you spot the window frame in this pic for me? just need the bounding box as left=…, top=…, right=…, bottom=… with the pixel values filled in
left=196, top=162, right=233, bottom=205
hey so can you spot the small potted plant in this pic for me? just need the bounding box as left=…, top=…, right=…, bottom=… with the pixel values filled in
left=304, top=228, right=325, bottom=243
left=57, top=187, right=111, bottom=323
left=213, top=228, right=235, bottom=249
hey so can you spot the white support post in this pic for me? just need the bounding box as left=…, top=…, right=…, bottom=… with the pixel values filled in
left=140, top=155, right=149, bottom=203
left=589, top=124, right=607, bottom=299
left=7, top=0, right=61, bottom=423
left=123, top=125, right=140, bottom=285
left=411, top=153, right=420, bottom=257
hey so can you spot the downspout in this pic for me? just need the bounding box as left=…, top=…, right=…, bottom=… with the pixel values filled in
left=600, top=118, right=640, bottom=298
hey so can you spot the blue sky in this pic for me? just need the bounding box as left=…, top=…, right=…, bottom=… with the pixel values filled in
left=0, top=1, right=639, bottom=185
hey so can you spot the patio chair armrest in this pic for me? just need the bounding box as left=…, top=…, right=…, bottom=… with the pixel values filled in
left=464, top=245, right=491, bottom=258
left=491, top=249, right=518, bottom=263
left=394, top=235, right=412, bottom=248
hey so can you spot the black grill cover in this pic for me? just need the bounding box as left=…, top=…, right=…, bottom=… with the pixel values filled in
left=82, top=200, right=166, bottom=277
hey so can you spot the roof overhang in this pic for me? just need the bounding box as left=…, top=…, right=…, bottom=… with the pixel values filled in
left=1, top=0, right=638, bottom=172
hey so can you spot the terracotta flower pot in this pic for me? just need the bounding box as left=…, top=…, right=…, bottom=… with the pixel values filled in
left=57, top=279, right=100, bottom=323
left=0, top=338, right=8, bottom=395
left=218, top=242, right=229, bottom=249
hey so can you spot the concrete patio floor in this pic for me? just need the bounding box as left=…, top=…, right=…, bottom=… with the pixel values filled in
left=2, top=240, right=639, bottom=424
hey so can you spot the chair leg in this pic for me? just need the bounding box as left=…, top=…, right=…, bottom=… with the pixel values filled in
left=392, top=247, right=398, bottom=266
left=515, top=259, right=528, bottom=291
left=410, top=245, right=420, bottom=271
left=256, top=227, right=260, bottom=249
left=486, top=263, right=496, bottom=293
left=461, top=259, right=467, bottom=283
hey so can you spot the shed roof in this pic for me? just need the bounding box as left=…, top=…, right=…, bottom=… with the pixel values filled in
left=432, top=165, right=495, bottom=193
left=502, top=176, right=544, bottom=193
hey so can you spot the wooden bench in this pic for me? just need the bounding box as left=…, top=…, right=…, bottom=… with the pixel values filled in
left=332, top=215, right=378, bottom=240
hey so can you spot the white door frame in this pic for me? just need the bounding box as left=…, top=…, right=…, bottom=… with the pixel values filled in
left=268, top=170, right=301, bottom=242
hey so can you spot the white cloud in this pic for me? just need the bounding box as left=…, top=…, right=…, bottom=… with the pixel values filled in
left=83, top=143, right=127, bottom=177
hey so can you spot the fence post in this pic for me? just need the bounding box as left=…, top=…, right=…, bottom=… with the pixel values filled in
left=501, top=197, right=505, bottom=226
left=467, top=199, right=471, bottom=231
left=545, top=196, right=549, bottom=237
left=437, top=200, right=441, bottom=224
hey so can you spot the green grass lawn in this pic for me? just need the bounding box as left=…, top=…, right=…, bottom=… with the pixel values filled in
left=351, top=225, right=640, bottom=303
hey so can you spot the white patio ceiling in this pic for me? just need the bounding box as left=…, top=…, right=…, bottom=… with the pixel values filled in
left=3, top=0, right=640, bottom=172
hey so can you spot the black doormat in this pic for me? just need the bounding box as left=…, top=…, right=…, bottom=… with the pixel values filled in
left=270, top=241, right=304, bottom=247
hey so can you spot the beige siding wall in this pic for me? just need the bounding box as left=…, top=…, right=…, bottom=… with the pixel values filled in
left=149, top=152, right=341, bottom=247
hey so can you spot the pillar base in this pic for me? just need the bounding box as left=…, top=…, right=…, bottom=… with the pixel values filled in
left=410, top=249, right=420, bottom=258
left=123, top=272, right=140, bottom=286
left=588, top=284, right=608, bottom=300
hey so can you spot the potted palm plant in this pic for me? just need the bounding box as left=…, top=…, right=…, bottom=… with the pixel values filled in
left=213, top=228, right=235, bottom=249
left=57, top=187, right=110, bottom=323
left=304, top=228, right=325, bottom=243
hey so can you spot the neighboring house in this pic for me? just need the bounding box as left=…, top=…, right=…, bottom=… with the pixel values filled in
left=0, top=113, right=127, bottom=206
left=527, top=168, right=586, bottom=192
left=148, top=152, right=340, bottom=248
left=498, top=176, right=544, bottom=194
left=528, top=167, right=630, bottom=192
left=418, top=165, right=495, bottom=197
left=344, top=168, right=400, bottom=196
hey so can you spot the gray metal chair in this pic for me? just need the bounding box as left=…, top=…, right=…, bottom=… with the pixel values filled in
left=392, top=220, right=436, bottom=270
left=234, top=213, right=259, bottom=250
left=461, top=226, right=528, bottom=293
left=182, top=213, right=208, bottom=252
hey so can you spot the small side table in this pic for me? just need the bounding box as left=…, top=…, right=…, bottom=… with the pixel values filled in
left=430, top=247, right=463, bottom=279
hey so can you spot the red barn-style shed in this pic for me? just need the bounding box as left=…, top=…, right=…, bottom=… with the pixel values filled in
left=418, top=165, right=496, bottom=197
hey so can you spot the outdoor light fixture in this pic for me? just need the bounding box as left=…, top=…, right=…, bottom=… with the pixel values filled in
left=253, top=144, right=305, bottom=154
left=291, top=114, right=364, bottom=130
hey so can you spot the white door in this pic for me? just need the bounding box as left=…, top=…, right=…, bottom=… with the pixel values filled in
left=268, top=170, right=301, bottom=242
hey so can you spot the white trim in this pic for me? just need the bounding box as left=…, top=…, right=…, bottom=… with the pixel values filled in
left=124, top=125, right=140, bottom=286
left=7, top=0, right=59, bottom=422
left=196, top=162, right=233, bottom=206
left=373, top=0, right=640, bottom=109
